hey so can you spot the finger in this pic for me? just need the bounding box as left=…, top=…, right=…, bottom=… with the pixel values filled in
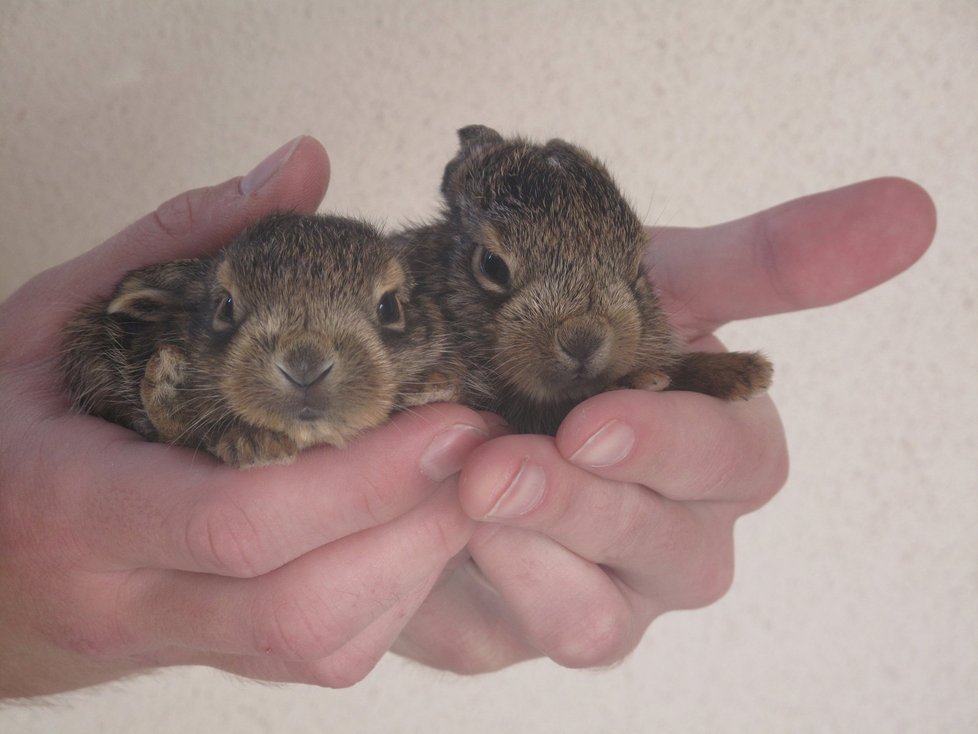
left=5, top=136, right=330, bottom=345
left=555, top=385, right=789, bottom=507
left=62, top=402, right=489, bottom=576
left=122, top=483, right=473, bottom=661
left=459, top=436, right=732, bottom=601
left=140, top=577, right=437, bottom=687
left=457, top=426, right=745, bottom=605
left=295, top=570, right=443, bottom=689
left=649, top=177, right=936, bottom=335
left=467, top=525, right=644, bottom=668
left=393, top=557, right=538, bottom=673
left=74, top=136, right=331, bottom=295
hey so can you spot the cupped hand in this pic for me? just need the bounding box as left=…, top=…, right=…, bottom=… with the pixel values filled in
left=393, top=177, right=937, bottom=672
left=0, top=137, right=490, bottom=697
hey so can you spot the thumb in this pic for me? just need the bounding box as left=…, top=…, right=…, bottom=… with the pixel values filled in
left=649, top=177, right=936, bottom=335
left=67, top=135, right=330, bottom=297
left=1, top=136, right=329, bottom=356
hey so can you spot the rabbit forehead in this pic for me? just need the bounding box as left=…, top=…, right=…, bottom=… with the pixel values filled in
left=458, top=142, right=646, bottom=269
left=460, top=138, right=632, bottom=217
left=481, top=212, right=645, bottom=281
left=223, top=229, right=406, bottom=306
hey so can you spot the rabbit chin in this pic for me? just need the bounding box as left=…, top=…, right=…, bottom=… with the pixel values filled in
left=252, top=399, right=395, bottom=450
left=509, top=370, right=612, bottom=405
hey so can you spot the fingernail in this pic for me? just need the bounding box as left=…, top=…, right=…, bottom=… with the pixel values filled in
left=240, top=136, right=304, bottom=195
left=569, top=420, right=635, bottom=468
left=486, top=459, right=546, bottom=519
left=420, top=424, right=488, bottom=482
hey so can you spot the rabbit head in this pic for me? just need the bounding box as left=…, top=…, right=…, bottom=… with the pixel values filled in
left=437, top=125, right=679, bottom=408
left=106, top=213, right=427, bottom=449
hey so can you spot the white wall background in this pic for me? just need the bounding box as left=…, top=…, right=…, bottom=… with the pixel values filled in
left=2, top=0, right=976, bottom=731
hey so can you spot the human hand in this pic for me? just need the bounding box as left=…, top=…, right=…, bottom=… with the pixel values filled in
left=393, top=177, right=937, bottom=671
left=0, top=137, right=489, bottom=697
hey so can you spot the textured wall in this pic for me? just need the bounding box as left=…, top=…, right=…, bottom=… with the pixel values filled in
left=1, top=0, right=976, bottom=731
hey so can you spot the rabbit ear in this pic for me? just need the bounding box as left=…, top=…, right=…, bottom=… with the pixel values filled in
left=107, top=262, right=193, bottom=321
left=108, top=282, right=177, bottom=321
left=442, top=126, right=503, bottom=200
left=457, top=125, right=503, bottom=151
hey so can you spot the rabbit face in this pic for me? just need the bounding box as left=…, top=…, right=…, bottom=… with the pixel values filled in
left=209, top=217, right=410, bottom=446
left=438, top=126, right=679, bottom=408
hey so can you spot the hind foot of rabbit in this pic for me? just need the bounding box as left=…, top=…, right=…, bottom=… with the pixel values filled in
left=666, top=351, right=773, bottom=401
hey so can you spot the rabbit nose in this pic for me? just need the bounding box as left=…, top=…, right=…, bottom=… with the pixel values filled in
left=276, top=348, right=334, bottom=388
left=557, top=322, right=609, bottom=362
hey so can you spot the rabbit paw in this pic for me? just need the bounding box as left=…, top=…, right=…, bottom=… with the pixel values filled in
left=398, top=369, right=464, bottom=407
left=213, top=428, right=300, bottom=469
left=616, top=369, right=671, bottom=392
left=668, top=351, right=773, bottom=401
left=141, top=345, right=190, bottom=440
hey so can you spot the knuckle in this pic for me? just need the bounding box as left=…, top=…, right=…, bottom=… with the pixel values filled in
left=252, top=590, right=343, bottom=662
left=303, top=649, right=383, bottom=689
left=754, top=211, right=802, bottom=310
left=600, top=490, right=670, bottom=562
left=696, top=424, right=744, bottom=500
left=185, top=496, right=268, bottom=577
left=757, top=438, right=790, bottom=506
left=543, top=597, right=634, bottom=669
left=52, top=587, right=139, bottom=660
left=740, top=400, right=790, bottom=511
left=441, top=644, right=514, bottom=675
left=398, top=490, right=470, bottom=563
left=688, top=561, right=734, bottom=609
left=428, top=624, right=518, bottom=676
left=606, top=498, right=693, bottom=569
left=416, top=504, right=467, bottom=560
left=678, top=537, right=736, bottom=609
left=54, top=619, right=129, bottom=658
left=351, top=472, right=401, bottom=527
left=151, top=192, right=196, bottom=243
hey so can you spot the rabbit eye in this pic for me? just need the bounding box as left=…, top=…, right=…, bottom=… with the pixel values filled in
left=377, top=290, right=402, bottom=327
left=213, top=292, right=235, bottom=330
left=475, top=246, right=511, bottom=290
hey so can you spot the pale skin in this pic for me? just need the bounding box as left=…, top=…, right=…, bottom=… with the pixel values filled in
left=0, top=136, right=936, bottom=696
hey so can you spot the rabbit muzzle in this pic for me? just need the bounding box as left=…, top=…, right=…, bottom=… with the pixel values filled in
left=554, top=317, right=614, bottom=381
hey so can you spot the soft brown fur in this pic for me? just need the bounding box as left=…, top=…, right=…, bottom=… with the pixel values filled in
left=401, top=125, right=772, bottom=434
left=61, top=213, right=460, bottom=467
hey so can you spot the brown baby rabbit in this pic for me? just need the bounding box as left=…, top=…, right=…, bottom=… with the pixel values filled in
left=62, top=213, right=460, bottom=467
left=402, top=125, right=771, bottom=435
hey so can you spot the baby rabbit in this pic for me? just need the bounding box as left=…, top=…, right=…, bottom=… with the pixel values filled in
left=403, top=125, right=772, bottom=435
left=62, top=213, right=460, bottom=467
